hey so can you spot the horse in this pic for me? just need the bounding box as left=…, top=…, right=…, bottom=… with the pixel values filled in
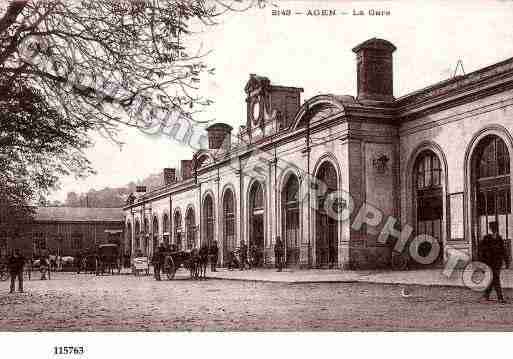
left=198, top=245, right=209, bottom=280
left=82, top=254, right=98, bottom=274
left=186, top=248, right=199, bottom=279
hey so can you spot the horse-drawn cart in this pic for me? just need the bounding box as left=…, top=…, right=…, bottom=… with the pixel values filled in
left=160, top=248, right=208, bottom=280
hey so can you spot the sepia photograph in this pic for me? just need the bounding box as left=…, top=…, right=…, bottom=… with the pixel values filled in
left=2, top=0, right=513, bottom=353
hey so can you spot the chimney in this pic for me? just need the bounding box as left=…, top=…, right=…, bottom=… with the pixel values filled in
left=206, top=123, right=233, bottom=150
left=352, top=38, right=396, bottom=103
left=163, top=168, right=176, bottom=185
left=181, top=160, right=193, bottom=180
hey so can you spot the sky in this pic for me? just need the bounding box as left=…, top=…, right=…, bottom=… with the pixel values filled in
left=49, top=0, right=513, bottom=201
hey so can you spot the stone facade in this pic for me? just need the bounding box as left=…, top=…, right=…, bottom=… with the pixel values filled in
left=124, top=38, right=513, bottom=270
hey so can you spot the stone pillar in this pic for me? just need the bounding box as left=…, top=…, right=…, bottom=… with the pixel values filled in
left=300, top=148, right=311, bottom=268
left=215, top=174, right=222, bottom=265
left=266, top=157, right=276, bottom=266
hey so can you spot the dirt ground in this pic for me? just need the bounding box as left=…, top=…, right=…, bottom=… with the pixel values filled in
left=1, top=271, right=513, bottom=331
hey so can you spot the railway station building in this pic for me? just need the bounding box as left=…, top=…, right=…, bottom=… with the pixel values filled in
left=123, top=38, right=513, bottom=269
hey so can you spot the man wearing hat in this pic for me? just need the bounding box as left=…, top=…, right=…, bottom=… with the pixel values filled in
left=479, top=221, right=508, bottom=303
left=274, top=236, right=284, bottom=272
left=8, top=249, right=25, bottom=293
left=152, top=244, right=165, bottom=281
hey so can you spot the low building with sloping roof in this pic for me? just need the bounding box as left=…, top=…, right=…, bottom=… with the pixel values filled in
left=0, top=207, right=125, bottom=258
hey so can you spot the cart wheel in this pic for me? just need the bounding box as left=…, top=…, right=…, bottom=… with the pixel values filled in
left=0, top=271, right=8, bottom=281
left=165, top=256, right=176, bottom=280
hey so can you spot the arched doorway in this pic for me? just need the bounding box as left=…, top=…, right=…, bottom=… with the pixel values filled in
left=185, top=207, right=196, bottom=250
left=315, top=161, right=338, bottom=268
left=174, top=210, right=182, bottom=250
left=249, top=181, right=265, bottom=267
left=223, top=188, right=236, bottom=264
left=163, top=214, right=170, bottom=247
left=152, top=216, right=159, bottom=255
left=143, top=217, right=149, bottom=256
left=203, top=195, right=214, bottom=248
left=282, top=174, right=300, bottom=266
left=413, top=150, right=444, bottom=266
left=134, top=220, right=141, bottom=256
left=471, top=135, right=511, bottom=260
left=125, top=222, right=132, bottom=259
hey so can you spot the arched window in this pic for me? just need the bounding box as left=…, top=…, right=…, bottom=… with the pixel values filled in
left=253, top=183, right=264, bottom=211
left=174, top=210, right=182, bottom=250
left=413, top=151, right=443, bottom=265
left=203, top=195, right=214, bottom=248
left=134, top=220, right=141, bottom=254
left=223, top=189, right=236, bottom=261
left=163, top=214, right=170, bottom=247
left=472, top=135, right=511, bottom=256
left=152, top=216, right=159, bottom=254
left=249, top=181, right=265, bottom=266
left=315, top=161, right=338, bottom=268
left=125, top=222, right=132, bottom=257
left=416, top=151, right=442, bottom=190
left=185, top=208, right=196, bottom=250
left=282, top=175, right=300, bottom=266
left=143, top=217, right=149, bottom=255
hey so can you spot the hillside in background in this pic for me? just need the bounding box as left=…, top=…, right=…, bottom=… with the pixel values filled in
left=58, top=173, right=164, bottom=208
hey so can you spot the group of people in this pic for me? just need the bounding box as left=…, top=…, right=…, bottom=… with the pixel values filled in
left=225, top=237, right=285, bottom=272
left=225, top=240, right=265, bottom=271
left=4, top=222, right=511, bottom=303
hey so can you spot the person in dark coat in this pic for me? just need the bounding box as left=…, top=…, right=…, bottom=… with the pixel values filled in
left=274, top=237, right=284, bottom=272
left=8, top=249, right=25, bottom=293
left=479, top=221, right=508, bottom=303
left=209, top=240, right=219, bottom=272
left=75, top=251, right=84, bottom=274
left=152, top=245, right=165, bottom=281
left=239, top=240, right=248, bottom=270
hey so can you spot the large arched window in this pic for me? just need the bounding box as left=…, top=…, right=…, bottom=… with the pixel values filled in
left=125, top=222, right=132, bottom=257
left=315, top=161, right=338, bottom=268
left=134, top=220, right=141, bottom=254
left=152, top=216, right=159, bottom=255
left=472, top=135, right=511, bottom=257
left=282, top=175, right=300, bottom=266
left=143, top=217, right=149, bottom=255
left=174, top=210, right=182, bottom=250
left=185, top=208, right=196, bottom=250
left=223, top=189, right=236, bottom=262
left=203, top=195, right=214, bottom=248
left=249, top=181, right=265, bottom=267
left=413, top=151, right=443, bottom=265
left=163, top=213, right=170, bottom=247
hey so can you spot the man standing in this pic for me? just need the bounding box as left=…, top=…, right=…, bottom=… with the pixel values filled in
left=75, top=250, right=83, bottom=274
left=152, top=245, right=164, bottom=281
left=209, top=240, right=219, bottom=272
left=239, top=240, right=248, bottom=271
left=8, top=249, right=25, bottom=293
left=479, top=221, right=508, bottom=303
left=274, top=236, right=284, bottom=272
